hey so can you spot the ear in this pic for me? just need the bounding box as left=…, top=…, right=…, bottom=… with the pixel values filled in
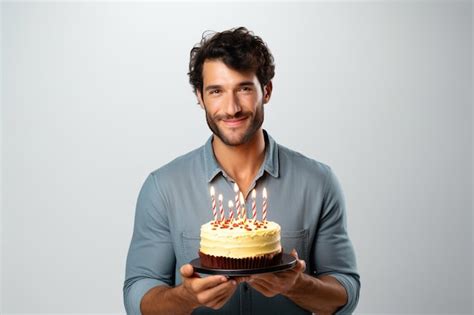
left=196, top=90, right=205, bottom=109
left=263, top=81, right=273, bottom=104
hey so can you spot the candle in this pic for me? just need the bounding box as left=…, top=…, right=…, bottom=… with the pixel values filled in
left=210, top=186, right=217, bottom=222
left=218, top=194, right=224, bottom=222
left=239, top=192, right=246, bottom=223
left=228, top=200, right=234, bottom=221
left=262, top=187, right=267, bottom=221
left=251, top=189, right=257, bottom=221
left=234, top=183, right=241, bottom=219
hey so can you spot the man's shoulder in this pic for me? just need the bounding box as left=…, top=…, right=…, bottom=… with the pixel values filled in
left=150, top=145, right=205, bottom=180
left=277, top=143, right=332, bottom=177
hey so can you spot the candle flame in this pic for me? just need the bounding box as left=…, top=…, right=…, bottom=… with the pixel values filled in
left=239, top=192, right=245, bottom=204
left=218, top=194, right=223, bottom=201
left=263, top=187, right=267, bottom=198
left=210, top=186, right=215, bottom=196
left=228, top=200, right=234, bottom=208
left=251, top=189, right=256, bottom=199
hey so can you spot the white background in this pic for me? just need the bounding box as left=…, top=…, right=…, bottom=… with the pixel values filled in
left=1, top=1, right=473, bottom=314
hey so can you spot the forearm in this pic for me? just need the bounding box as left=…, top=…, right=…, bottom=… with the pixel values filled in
left=284, top=274, right=347, bottom=315
left=141, top=285, right=196, bottom=315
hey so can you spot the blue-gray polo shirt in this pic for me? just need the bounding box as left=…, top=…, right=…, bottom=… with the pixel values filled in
left=124, top=130, right=360, bottom=314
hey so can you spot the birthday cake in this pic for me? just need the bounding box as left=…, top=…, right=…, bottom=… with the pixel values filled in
left=199, top=219, right=282, bottom=269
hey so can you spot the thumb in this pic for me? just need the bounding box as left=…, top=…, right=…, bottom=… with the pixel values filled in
left=290, top=248, right=299, bottom=260
left=290, top=249, right=306, bottom=273
left=180, top=264, right=194, bottom=278
left=294, top=259, right=306, bottom=273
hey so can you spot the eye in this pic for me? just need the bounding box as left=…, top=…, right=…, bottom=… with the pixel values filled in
left=209, top=89, right=221, bottom=95
left=239, top=86, right=253, bottom=93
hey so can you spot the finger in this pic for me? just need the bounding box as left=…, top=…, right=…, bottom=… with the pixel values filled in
left=198, top=279, right=237, bottom=304
left=252, top=269, right=300, bottom=289
left=252, top=271, right=289, bottom=282
left=212, top=282, right=237, bottom=302
left=290, top=248, right=298, bottom=259
left=206, top=282, right=238, bottom=309
left=249, top=276, right=277, bottom=288
left=234, top=276, right=250, bottom=284
left=198, top=281, right=234, bottom=306
left=293, top=259, right=306, bottom=273
left=207, top=292, right=230, bottom=309
left=214, top=289, right=236, bottom=309
left=180, top=264, right=195, bottom=278
left=192, top=275, right=228, bottom=292
left=250, top=274, right=273, bottom=284
left=248, top=279, right=276, bottom=297
left=289, top=249, right=303, bottom=272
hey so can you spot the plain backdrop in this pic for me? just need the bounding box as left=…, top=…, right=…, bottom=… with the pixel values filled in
left=1, top=1, right=473, bottom=314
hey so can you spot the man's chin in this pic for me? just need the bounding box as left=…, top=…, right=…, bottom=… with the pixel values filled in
left=212, top=128, right=249, bottom=146
left=215, top=134, right=246, bottom=146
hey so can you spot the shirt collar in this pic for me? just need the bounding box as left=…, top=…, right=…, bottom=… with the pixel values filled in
left=204, top=129, right=280, bottom=183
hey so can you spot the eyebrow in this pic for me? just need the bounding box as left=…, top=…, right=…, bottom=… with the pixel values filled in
left=204, top=81, right=256, bottom=92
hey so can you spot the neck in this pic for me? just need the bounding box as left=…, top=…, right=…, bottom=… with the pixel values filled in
left=212, top=129, right=266, bottom=196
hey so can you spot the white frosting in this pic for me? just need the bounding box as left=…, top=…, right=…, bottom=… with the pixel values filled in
left=199, top=220, right=281, bottom=258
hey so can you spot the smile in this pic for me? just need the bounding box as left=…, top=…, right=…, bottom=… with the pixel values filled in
left=222, top=116, right=247, bottom=128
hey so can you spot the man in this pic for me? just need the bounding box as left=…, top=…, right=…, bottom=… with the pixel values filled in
left=124, top=27, right=360, bottom=314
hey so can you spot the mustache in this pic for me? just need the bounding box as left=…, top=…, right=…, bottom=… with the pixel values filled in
left=214, top=111, right=251, bottom=121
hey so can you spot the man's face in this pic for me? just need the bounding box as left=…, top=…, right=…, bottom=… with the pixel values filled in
left=197, top=60, right=272, bottom=146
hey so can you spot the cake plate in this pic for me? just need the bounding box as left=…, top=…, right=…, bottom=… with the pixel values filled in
left=189, top=253, right=297, bottom=276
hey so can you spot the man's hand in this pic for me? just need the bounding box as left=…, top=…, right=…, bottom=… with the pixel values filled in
left=245, top=249, right=306, bottom=297
left=179, top=264, right=238, bottom=310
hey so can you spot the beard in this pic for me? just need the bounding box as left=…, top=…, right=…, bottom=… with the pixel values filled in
left=204, top=102, right=265, bottom=146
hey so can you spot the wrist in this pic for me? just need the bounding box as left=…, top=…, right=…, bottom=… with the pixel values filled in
left=173, top=284, right=200, bottom=313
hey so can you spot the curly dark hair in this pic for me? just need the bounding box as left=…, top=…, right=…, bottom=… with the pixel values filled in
left=188, top=27, right=275, bottom=95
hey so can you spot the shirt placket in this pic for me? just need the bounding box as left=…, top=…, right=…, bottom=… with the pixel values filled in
left=240, top=282, right=252, bottom=315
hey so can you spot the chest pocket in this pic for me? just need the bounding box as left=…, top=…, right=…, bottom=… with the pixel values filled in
left=182, top=232, right=200, bottom=263
left=281, top=229, right=309, bottom=264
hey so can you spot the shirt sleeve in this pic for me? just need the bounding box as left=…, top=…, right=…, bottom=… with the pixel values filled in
left=314, top=167, right=361, bottom=314
left=123, top=173, right=176, bottom=315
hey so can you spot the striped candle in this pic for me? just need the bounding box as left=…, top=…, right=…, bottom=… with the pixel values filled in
left=251, top=189, right=257, bottom=220
left=239, top=192, right=246, bottom=223
left=218, top=194, right=224, bottom=221
left=234, top=183, right=241, bottom=219
left=210, top=186, right=216, bottom=221
left=262, top=187, right=267, bottom=221
left=228, top=200, right=234, bottom=221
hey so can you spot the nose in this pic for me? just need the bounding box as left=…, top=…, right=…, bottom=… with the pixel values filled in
left=223, top=91, right=241, bottom=116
